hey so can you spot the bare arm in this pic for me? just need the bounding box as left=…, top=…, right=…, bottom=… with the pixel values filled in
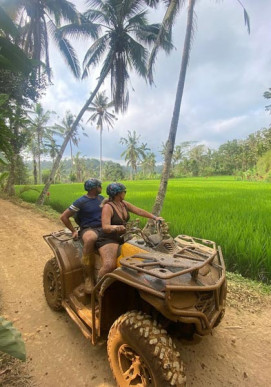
left=60, top=209, right=78, bottom=239
left=124, top=201, right=163, bottom=221
left=102, top=204, right=126, bottom=233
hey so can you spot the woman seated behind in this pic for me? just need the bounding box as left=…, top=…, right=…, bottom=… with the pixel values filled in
left=96, top=182, right=163, bottom=280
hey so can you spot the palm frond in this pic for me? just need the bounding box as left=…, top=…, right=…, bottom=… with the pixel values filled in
left=45, top=0, right=80, bottom=25
left=0, top=37, right=33, bottom=74
left=84, top=9, right=109, bottom=24
left=98, top=47, right=114, bottom=79
left=136, top=23, right=173, bottom=52
left=111, top=53, right=129, bottom=112
left=82, top=35, right=108, bottom=78
left=125, top=11, right=148, bottom=30
left=144, top=0, right=160, bottom=8
left=0, top=5, right=18, bottom=37
left=85, top=0, right=105, bottom=11
left=243, top=7, right=250, bottom=34
left=49, top=21, right=80, bottom=78
left=122, top=0, right=144, bottom=19
left=236, top=0, right=250, bottom=34
left=147, top=0, right=183, bottom=84
left=59, top=19, right=100, bottom=40
left=127, top=36, right=148, bottom=77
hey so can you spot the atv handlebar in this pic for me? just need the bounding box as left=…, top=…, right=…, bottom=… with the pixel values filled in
left=120, top=219, right=167, bottom=247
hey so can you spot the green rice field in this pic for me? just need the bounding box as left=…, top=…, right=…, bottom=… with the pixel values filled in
left=16, top=176, right=271, bottom=283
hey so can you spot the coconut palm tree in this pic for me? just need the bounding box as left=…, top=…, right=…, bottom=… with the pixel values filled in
left=27, top=103, right=55, bottom=184
left=52, top=111, right=84, bottom=176
left=1, top=0, right=85, bottom=81
left=37, top=0, right=172, bottom=204
left=86, top=91, right=117, bottom=179
left=141, top=152, right=156, bottom=176
left=148, top=0, right=250, bottom=215
left=120, top=130, right=147, bottom=179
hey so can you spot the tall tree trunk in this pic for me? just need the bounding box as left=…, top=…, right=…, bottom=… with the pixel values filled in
left=152, top=0, right=195, bottom=216
left=70, top=139, right=73, bottom=175
left=33, top=158, right=38, bottom=185
left=4, top=154, right=16, bottom=196
left=36, top=68, right=110, bottom=205
left=37, top=129, right=42, bottom=184
left=4, top=113, right=21, bottom=196
left=99, top=125, right=103, bottom=180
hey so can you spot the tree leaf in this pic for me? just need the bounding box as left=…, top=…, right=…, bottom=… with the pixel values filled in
left=0, top=316, right=26, bottom=361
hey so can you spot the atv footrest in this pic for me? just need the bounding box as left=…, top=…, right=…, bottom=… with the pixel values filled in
left=62, top=300, right=92, bottom=341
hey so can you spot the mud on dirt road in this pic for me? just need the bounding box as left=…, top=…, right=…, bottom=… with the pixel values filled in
left=0, top=198, right=270, bottom=387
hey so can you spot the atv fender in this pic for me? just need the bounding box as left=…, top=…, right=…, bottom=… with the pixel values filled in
left=43, top=233, right=84, bottom=296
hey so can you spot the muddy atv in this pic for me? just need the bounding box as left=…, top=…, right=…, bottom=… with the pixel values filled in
left=43, top=220, right=227, bottom=387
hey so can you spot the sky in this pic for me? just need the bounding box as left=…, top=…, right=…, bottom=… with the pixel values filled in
left=40, top=0, right=271, bottom=165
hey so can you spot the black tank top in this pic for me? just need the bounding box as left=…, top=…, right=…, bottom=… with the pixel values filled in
left=108, top=202, right=130, bottom=225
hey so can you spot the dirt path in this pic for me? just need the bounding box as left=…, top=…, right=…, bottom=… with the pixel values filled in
left=0, top=198, right=270, bottom=387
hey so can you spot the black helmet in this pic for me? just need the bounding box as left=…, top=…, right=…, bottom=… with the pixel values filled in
left=106, top=182, right=126, bottom=198
left=84, top=178, right=102, bottom=191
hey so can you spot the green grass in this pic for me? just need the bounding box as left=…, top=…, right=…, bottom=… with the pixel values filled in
left=15, top=176, right=271, bottom=283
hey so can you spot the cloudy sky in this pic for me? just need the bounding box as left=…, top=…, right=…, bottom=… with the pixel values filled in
left=41, top=0, right=271, bottom=164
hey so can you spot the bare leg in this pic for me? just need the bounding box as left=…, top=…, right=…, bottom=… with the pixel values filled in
left=98, top=243, right=119, bottom=280
left=82, top=230, right=98, bottom=257
left=81, top=230, right=98, bottom=293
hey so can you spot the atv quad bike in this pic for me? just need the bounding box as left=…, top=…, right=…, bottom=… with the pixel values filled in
left=43, top=220, right=227, bottom=387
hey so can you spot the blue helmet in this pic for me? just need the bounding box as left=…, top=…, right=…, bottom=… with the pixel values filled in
left=106, top=182, right=126, bottom=198
left=84, top=178, right=102, bottom=191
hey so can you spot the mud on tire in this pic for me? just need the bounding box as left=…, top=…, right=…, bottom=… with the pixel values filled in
left=107, top=310, right=186, bottom=386
left=43, top=257, right=63, bottom=311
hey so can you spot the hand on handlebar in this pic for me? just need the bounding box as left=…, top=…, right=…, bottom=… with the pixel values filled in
left=154, top=216, right=164, bottom=222
left=115, top=225, right=126, bottom=233
left=72, top=230, right=79, bottom=240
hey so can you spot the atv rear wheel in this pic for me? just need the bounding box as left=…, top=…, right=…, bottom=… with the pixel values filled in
left=107, top=310, right=186, bottom=387
left=43, top=258, right=63, bottom=311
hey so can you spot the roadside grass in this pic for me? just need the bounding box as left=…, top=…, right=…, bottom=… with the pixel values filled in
left=226, top=272, right=271, bottom=312
left=15, top=177, right=271, bottom=283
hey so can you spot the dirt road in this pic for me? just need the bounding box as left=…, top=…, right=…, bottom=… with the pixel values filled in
left=0, top=198, right=270, bottom=387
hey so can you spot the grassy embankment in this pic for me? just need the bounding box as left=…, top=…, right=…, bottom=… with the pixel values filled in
left=16, top=176, right=271, bottom=283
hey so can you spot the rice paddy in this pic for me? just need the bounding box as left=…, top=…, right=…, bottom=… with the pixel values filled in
left=16, top=176, right=271, bottom=283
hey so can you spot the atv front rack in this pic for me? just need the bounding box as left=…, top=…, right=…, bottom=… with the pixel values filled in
left=119, top=245, right=220, bottom=280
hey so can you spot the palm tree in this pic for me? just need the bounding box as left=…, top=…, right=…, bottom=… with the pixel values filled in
left=141, top=152, right=156, bottom=176
left=52, top=111, right=84, bottom=177
left=1, top=0, right=83, bottom=81
left=73, top=152, right=88, bottom=182
left=120, top=130, right=147, bottom=179
left=86, top=91, right=117, bottom=179
left=139, top=142, right=151, bottom=175
left=149, top=0, right=250, bottom=215
left=37, top=0, right=171, bottom=204
left=173, top=141, right=196, bottom=168
left=27, top=103, right=55, bottom=184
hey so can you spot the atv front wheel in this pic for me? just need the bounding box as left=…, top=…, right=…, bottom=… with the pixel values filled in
left=43, top=258, right=63, bottom=311
left=107, top=310, right=186, bottom=386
